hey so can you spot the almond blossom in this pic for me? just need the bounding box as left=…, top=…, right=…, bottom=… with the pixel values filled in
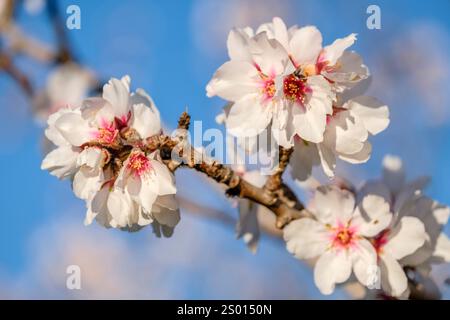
left=290, top=91, right=389, bottom=180
left=360, top=155, right=450, bottom=279
left=41, top=76, right=179, bottom=234
left=256, top=17, right=369, bottom=93
left=283, top=186, right=391, bottom=294
left=207, top=24, right=335, bottom=146
left=369, top=211, right=427, bottom=297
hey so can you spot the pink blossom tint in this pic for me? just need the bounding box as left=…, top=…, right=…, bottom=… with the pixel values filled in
left=127, top=152, right=152, bottom=177
left=372, top=229, right=390, bottom=255
left=329, top=221, right=358, bottom=250
left=94, top=119, right=119, bottom=145
left=283, top=74, right=312, bottom=106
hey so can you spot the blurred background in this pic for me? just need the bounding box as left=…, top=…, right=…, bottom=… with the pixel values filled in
left=0, top=0, right=449, bottom=299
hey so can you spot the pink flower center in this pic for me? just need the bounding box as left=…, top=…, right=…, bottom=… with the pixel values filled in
left=97, top=127, right=118, bottom=145
left=93, top=118, right=119, bottom=145
left=330, top=223, right=358, bottom=249
left=127, top=152, right=151, bottom=177
left=283, top=74, right=311, bottom=105
left=262, top=78, right=276, bottom=100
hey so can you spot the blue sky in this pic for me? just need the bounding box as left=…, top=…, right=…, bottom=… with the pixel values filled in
left=0, top=0, right=449, bottom=298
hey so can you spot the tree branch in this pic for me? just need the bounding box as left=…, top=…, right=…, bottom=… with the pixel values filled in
left=156, top=112, right=311, bottom=229
left=46, top=0, right=74, bottom=63
left=0, top=51, right=33, bottom=96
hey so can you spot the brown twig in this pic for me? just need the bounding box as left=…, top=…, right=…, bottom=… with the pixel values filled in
left=0, top=51, right=33, bottom=96
left=46, top=0, right=74, bottom=63
left=264, top=146, right=293, bottom=192
left=157, top=112, right=310, bottom=229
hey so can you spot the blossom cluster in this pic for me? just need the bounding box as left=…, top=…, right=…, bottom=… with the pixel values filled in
left=208, top=17, right=389, bottom=180
left=37, top=16, right=450, bottom=299
left=284, top=155, right=450, bottom=298
left=41, top=76, right=180, bottom=235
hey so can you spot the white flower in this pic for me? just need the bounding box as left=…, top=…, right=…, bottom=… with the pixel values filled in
left=284, top=186, right=391, bottom=294
left=357, top=155, right=450, bottom=297
left=291, top=93, right=389, bottom=180
left=361, top=155, right=450, bottom=273
left=256, top=17, right=369, bottom=93
left=370, top=214, right=427, bottom=297
left=207, top=27, right=335, bottom=146
left=113, top=150, right=178, bottom=227
left=41, top=76, right=179, bottom=234
left=33, top=63, right=96, bottom=123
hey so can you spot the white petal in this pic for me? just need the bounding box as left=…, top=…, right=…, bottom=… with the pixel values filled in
left=150, top=159, right=177, bottom=195
left=317, top=143, right=336, bottom=177
left=352, top=195, right=392, bottom=237
left=289, top=25, right=323, bottom=66
left=45, top=107, right=76, bottom=146
left=292, top=103, right=327, bottom=143
left=131, top=175, right=158, bottom=214
left=106, top=188, right=133, bottom=227
left=352, top=239, right=378, bottom=289
left=102, top=77, right=130, bottom=117
left=384, top=216, right=427, bottom=260
left=227, top=28, right=252, bottom=61
left=291, top=76, right=334, bottom=143
left=206, top=60, right=259, bottom=100
left=380, top=252, right=408, bottom=297
left=130, top=103, right=161, bottom=139
left=323, top=51, right=369, bottom=88
left=77, top=147, right=103, bottom=168
left=85, top=185, right=110, bottom=226
left=271, top=104, right=295, bottom=148
left=322, top=33, right=357, bottom=66
left=337, top=140, right=372, bottom=164
left=41, top=146, right=78, bottom=179
left=54, top=112, right=92, bottom=146
left=249, top=32, right=290, bottom=76
left=347, top=96, right=389, bottom=135
left=73, top=166, right=104, bottom=200
left=283, top=218, right=329, bottom=259
left=313, top=186, right=355, bottom=225
left=226, top=95, right=273, bottom=137
left=314, top=250, right=352, bottom=295
left=256, top=17, right=289, bottom=50
left=325, top=110, right=368, bottom=155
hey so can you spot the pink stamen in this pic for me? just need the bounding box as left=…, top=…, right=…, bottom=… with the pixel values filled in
left=283, top=74, right=311, bottom=106
left=127, top=152, right=152, bottom=177
left=329, top=222, right=358, bottom=250
left=93, top=119, right=119, bottom=145
left=115, top=111, right=131, bottom=130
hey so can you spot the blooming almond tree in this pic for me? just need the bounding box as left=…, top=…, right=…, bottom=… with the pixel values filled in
left=1, top=8, right=446, bottom=299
